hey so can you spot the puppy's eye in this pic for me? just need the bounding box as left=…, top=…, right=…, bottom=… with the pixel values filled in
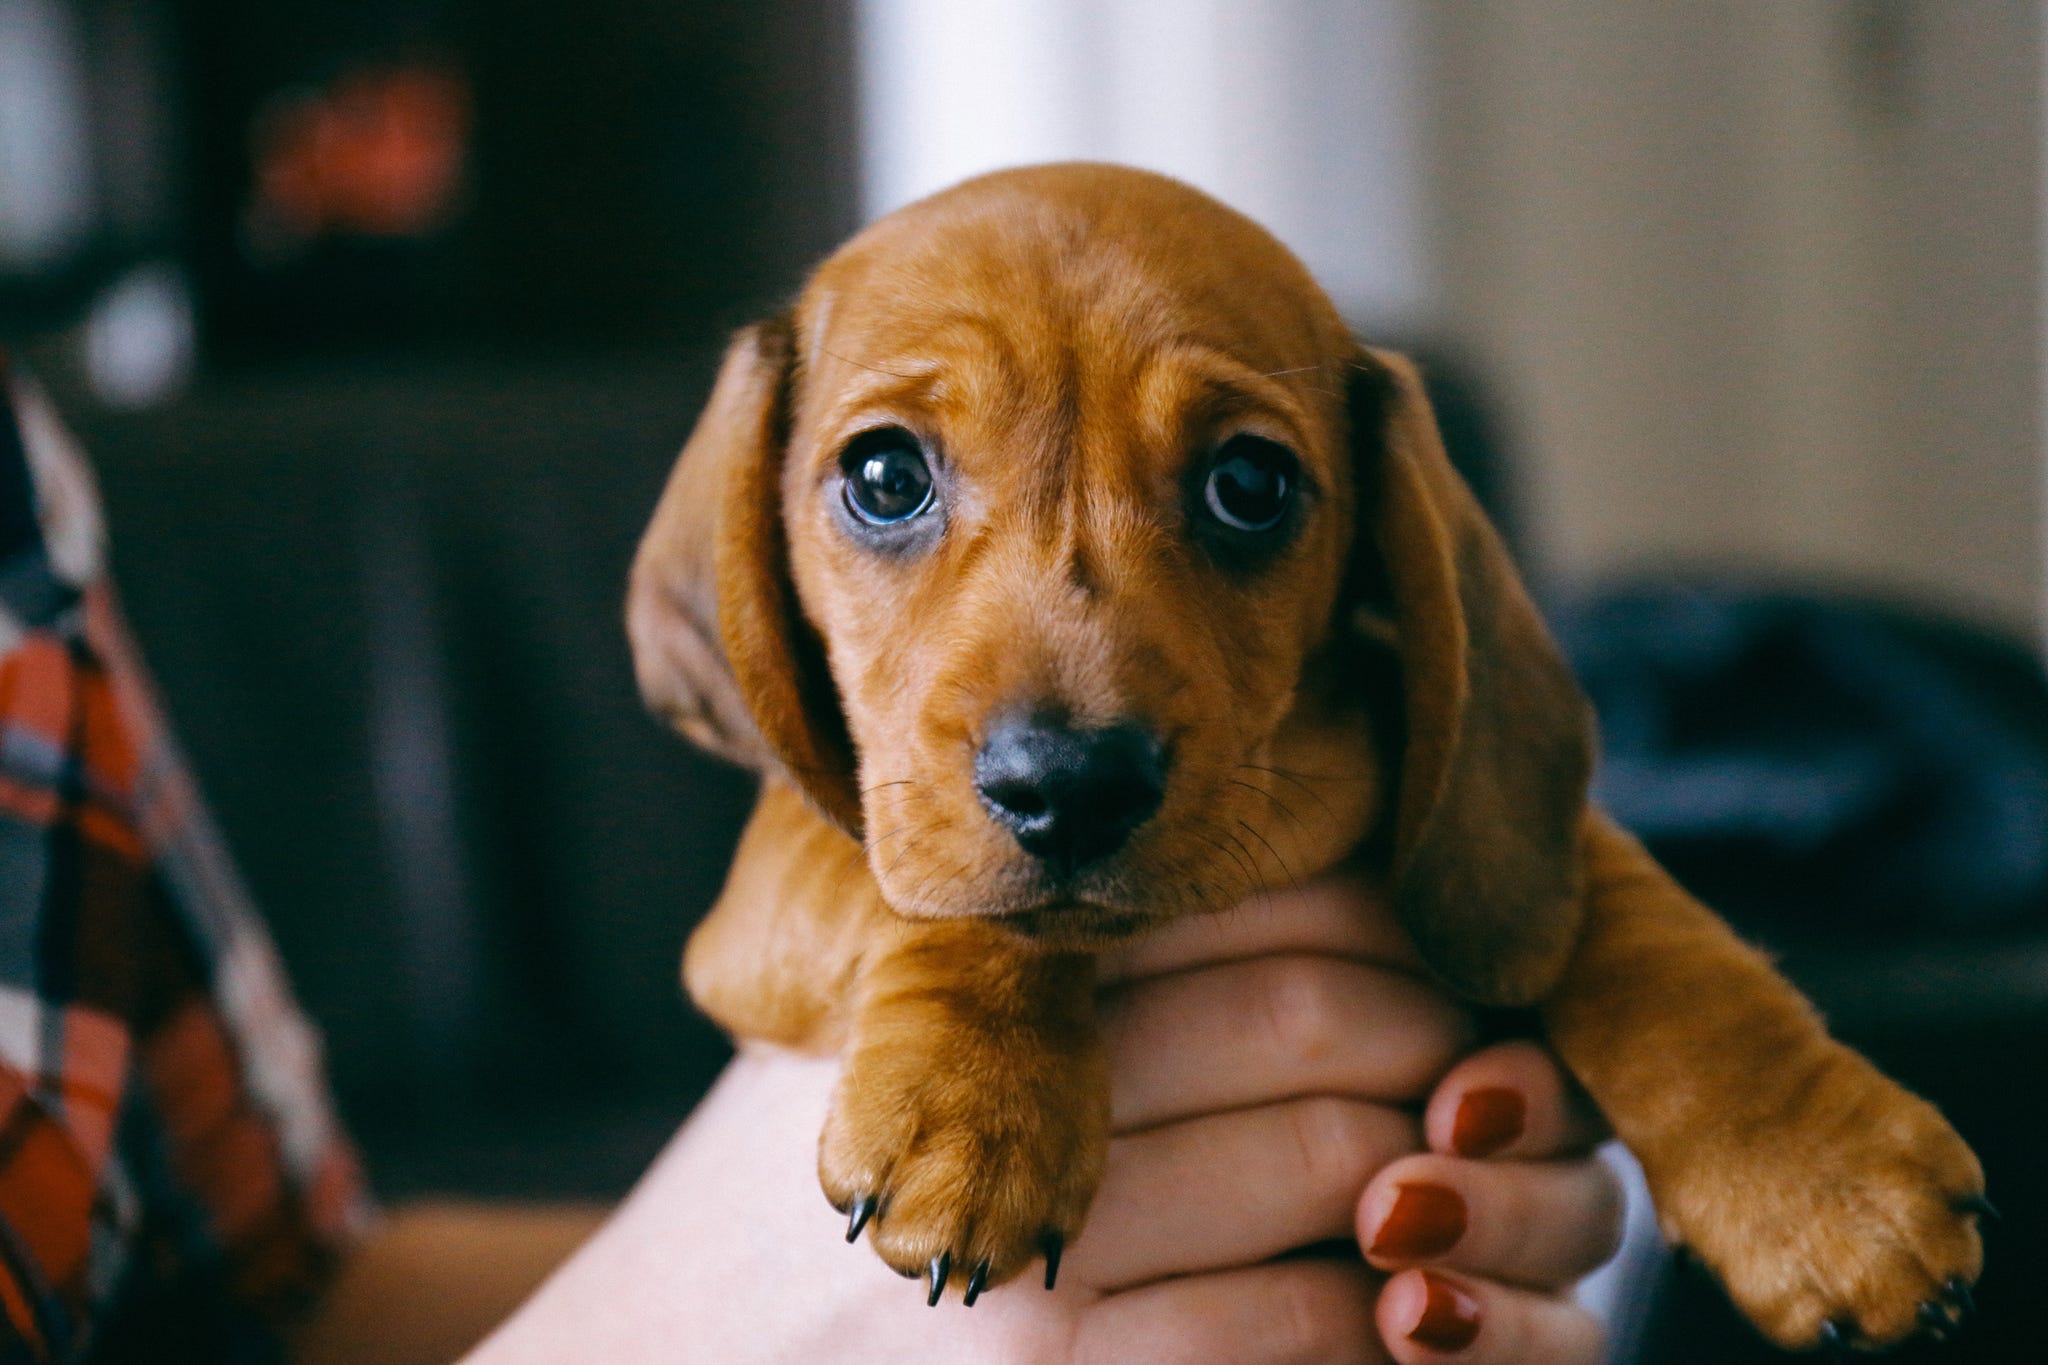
left=840, top=428, right=935, bottom=525
left=1202, top=435, right=1297, bottom=533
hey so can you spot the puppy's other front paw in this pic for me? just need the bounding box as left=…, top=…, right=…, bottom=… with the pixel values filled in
left=1649, top=1045, right=1986, bottom=1353
left=820, top=1026, right=1107, bottom=1305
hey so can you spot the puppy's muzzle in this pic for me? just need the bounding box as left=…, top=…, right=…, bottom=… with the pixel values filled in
left=973, top=716, right=1166, bottom=875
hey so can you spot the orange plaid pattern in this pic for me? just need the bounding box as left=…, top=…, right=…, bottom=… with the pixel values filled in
left=0, top=361, right=369, bottom=1362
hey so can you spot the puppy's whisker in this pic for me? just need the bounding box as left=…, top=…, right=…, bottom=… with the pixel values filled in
left=1217, top=826, right=1271, bottom=905
left=1236, top=764, right=1339, bottom=823
left=902, top=856, right=960, bottom=913
left=881, top=831, right=936, bottom=880
left=1190, top=819, right=1263, bottom=906
left=826, top=827, right=900, bottom=903
left=861, top=779, right=921, bottom=798
left=1252, top=763, right=1375, bottom=785
left=857, top=827, right=917, bottom=891
left=1235, top=817, right=1301, bottom=896
left=1185, top=819, right=1258, bottom=891
left=1225, top=776, right=1308, bottom=832
left=1189, top=827, right=1252, bottom=891
left=1179, top=873, right=1228, bottom=921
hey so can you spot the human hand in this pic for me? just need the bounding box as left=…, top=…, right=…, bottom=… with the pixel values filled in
left=1083, top=878, right=1621, bottom=1363
left=468, top=877, right=1622, bottom=1363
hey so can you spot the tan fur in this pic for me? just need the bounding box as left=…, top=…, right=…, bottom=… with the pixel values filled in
left=627, top=163, right=1982, bottom=1348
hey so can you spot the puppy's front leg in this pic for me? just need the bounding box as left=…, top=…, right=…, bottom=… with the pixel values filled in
left=1545, top=812, right=1985, bottom=1352
left=684, top=782, right=882, bottom=1054
left=820, top=918, right=1106, bottom=1304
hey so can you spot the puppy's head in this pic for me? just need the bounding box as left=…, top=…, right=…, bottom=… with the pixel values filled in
left=630, top=164, right=1592, bottom=1004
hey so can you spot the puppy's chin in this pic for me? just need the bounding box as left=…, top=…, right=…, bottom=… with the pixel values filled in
left=989, top=902, right=1161, bottom=950
left=880, top=872, right=1159, bottom=943
left=868, top=837, right=1172, bottom=946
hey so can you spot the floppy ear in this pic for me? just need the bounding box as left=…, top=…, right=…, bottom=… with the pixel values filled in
left=1349, top=347, right=1593, bottom=1005
left=626, top=319, right=863, bottom=835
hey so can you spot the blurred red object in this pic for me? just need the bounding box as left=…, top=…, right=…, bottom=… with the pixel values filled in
left=251, top=67, right=469, bottom=245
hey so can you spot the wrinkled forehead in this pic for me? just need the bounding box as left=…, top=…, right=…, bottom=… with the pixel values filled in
left=790, top=182, right=1350, bottom=453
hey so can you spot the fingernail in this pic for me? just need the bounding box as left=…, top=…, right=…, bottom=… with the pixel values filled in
left=1369, top=1183, right=1467, bottom=1261
left=1450, top=1087, right=1524, bottom=1158
left=1408, top=1271, right=1482, bottom=1352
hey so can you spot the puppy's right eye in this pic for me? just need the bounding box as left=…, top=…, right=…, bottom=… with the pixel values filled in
left=840, top=428, right=935, bottom=525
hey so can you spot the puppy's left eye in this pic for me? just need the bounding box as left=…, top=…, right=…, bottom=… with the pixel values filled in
left=1202, top=435, right=1297, bottom=533
left=841, top=428, right=935, bottom=525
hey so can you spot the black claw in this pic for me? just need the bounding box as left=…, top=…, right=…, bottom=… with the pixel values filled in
left=1042, top=1232, right=1064, bottom=1291
left=1817, top=1318, right=1850, bottom=1361
left=846, top=1194, right=878, bottom=1243
left=1956, top=1194, right=2001, bottom=1223
left=1917, top=1301, right=1952, bottom=1340
left=963, top=1259, right=991, bottom=1307
left=1946, top=1275, right=1976, bottom=1319
left=926, top=1251, right=952, bottom=1307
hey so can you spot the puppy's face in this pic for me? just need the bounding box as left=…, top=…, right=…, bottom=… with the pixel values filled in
left=778, top=170, right=1379, bottom=943
left=633, top=163, right=1591, bottom=1001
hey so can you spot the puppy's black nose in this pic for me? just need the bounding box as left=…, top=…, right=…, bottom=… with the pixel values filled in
left=974, top=717, right=1166, bottom=872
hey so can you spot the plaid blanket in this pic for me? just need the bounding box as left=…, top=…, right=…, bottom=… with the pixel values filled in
left=0, top=359, right=368, bottom=1362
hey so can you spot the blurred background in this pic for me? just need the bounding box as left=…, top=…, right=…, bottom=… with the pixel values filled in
left=2, top=1, right=2044, bottom=1360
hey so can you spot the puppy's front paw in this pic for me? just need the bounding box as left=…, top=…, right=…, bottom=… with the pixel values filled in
left=819, top=1025, right=1108, bottom=1305
left=1649, top=1045, right=1986, bottom=1352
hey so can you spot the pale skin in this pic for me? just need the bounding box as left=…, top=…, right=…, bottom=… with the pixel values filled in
left=468, top=878, right=1623, bottom=1364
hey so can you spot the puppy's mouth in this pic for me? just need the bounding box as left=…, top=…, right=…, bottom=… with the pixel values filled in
left=992, top=901, right=1155, bottom=947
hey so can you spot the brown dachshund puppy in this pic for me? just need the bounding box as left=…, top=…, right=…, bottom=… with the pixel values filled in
left=627, top=163, right=1985, bottom=1352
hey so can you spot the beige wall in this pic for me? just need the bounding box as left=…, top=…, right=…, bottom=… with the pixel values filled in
left=1426, top=1, right=2044, bottom=634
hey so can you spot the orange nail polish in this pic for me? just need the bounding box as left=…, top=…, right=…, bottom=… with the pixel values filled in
left=1409, top=1271, right=1482, bottom=1352
left=1369, top=1182, right=1467, bottom=1260
left=1451, top=1086, right=1524, bottom=1158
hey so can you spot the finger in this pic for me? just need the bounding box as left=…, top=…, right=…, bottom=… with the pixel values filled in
left=1423, top=1042, right=1608, bottom=1161
left=1079, top=1260, right=1390, bottom=1365
left=1377, top=1269, right=1605, bottom=1365
left=1357, top=1152, right=1625, bottom=1290
left=1103, top=953, right=1477, bottom=1130
left=1073, top=1096, right=1418, bottom=1290
left=1101, top=873, right=1424, bottom=983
